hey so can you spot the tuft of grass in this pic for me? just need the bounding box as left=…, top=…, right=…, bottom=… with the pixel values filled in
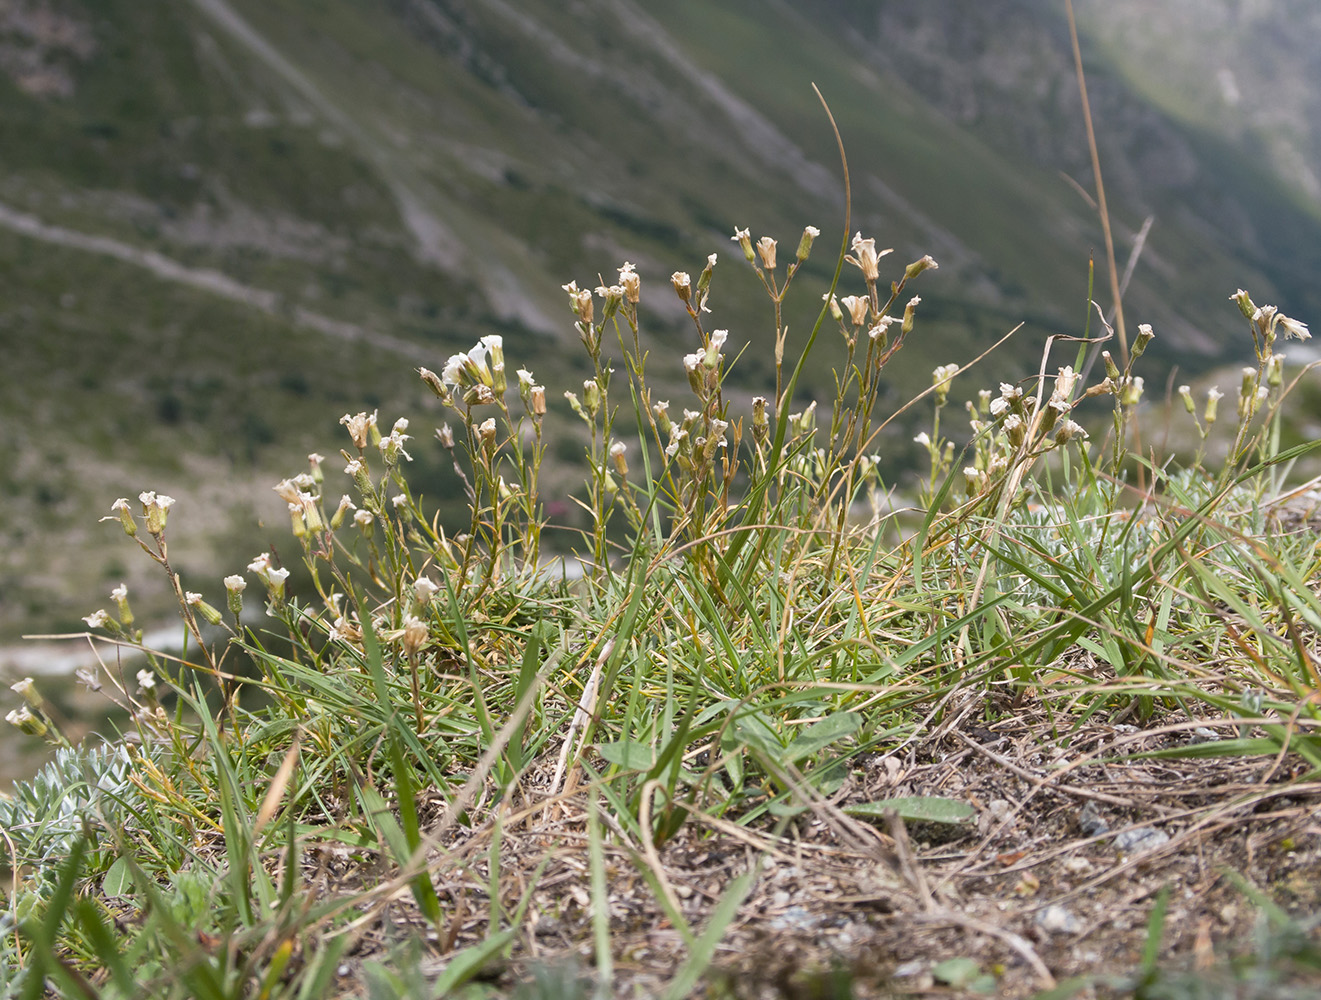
left=4, top=119, right=1321, bottom=997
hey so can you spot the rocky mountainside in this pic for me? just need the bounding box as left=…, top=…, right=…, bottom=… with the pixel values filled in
left=1, top=0, right=1317, bottom=638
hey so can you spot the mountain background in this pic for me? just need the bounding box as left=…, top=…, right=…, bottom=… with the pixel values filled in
left=2, top=0, right=1320, bottom=642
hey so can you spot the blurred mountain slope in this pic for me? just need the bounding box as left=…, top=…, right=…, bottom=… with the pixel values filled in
left=0, top=0, right=1317, bottom=637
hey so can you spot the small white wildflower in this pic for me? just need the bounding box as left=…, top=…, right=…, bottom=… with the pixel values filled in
left=913, top=431, right=932, bottom=448
left=224, top=575, right=246, bottom=593
left=391, top=494, right=408, bottom=509
left=413, top=577, right=440, bottom=603
left=1279, top=315, right=1311, bottom=341
left=137, top=669, right=156, bottom=691
left=83, top=610, right=111, bottom=628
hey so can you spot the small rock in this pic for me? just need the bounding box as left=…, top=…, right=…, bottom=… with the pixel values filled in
left=1114, top=826, right=1170, bottom=855
left=1189, top=727, right=1220, bottom=743
left=1079, top=801, right=1109, bottom=837
left=768, top=906, right=820, bottom=932
left=892, top=960, right=926, bottom=978
left=1035, top=904, right=1082, bottom=935
left=1062, top=856, right=1093, bottom=875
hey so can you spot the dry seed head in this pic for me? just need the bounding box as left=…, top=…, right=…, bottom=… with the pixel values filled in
left=755, top=236, right=777, bottom=271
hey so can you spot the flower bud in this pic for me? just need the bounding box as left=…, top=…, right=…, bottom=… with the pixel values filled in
left=653, top=400, right=672, bottom=436
left=11, top=677, right=42, bottom=711
left=354, top=508, right=375, bottom=538
left=111, top=583, right=134, bottom=628
left=582, top=379, right=601, bottom=418
left=1230, top=289, right=1255, bottom=320
left=1102, top=351, right=1120, bottom=380
left=795, top=226, right=820, bottom=262
left=1133, top=323, right=1154, bottom=361
left=931, top=364, right=958, bottom=407
left=1003, top=413, right=1026, bottom=448
left=752, top=398, right=770, bottom=446
left=108, top=498, right=137, bottom=538
left=413, top=577, right=439, bottom=604
left=1055, top=366, right=1078, bottom=402
left=6, top=706, right=46, bottom=737
left=224, top=575, right=246, bottom=617
left=594, top=283, right=622, bottom=326
left=1267, top=354, right=1285, bottom=388
left=901, top=295, right=921, bottom=336
left=1054, top=418, right=1086, bottom=445
left=1119, top=376, right=1145, bottom=407
left=1204, top=387, right=1223, bottom=424
left=419, top=367, right=450, bottom=402
left=904, top=255, right=938, bottom=280
left=139, top=491, right=176, bottom=537
left=824, top=294, right=843, bottom=322
left=1178, top=385, right=1195, bottom=414
left=401, top=616, right=428, bottom=659
left=478, top=417, right=497, bottom=459
left=185, top=592, right=224, bottom=627
left=530, top=385, right=546, bottom=416
left=1238, top=367, right=1257, bottom=418
left=731, top=226, right=754, bottom=263
left=610, top=440, right=628, bottom=476
left=671, top=271, right=691, bottom=303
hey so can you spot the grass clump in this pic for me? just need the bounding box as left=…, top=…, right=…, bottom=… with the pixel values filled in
left=3, top=164, right=1320, bottom=996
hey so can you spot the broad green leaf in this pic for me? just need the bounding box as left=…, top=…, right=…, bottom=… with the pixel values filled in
left=597, top=740, right=656, bottom=770
left=786, top=712, right=861, bottom=763
left=844, top=796, right=974, bottom=825
left=101, top=855, right=133, bottom=896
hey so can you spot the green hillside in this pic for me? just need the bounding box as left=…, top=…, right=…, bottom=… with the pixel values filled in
left=1, top=0, right=1318, bottom=638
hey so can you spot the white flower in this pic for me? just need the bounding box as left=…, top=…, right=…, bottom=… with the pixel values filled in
left=223, top=575, right=246, bottom=593
left=413, top=577, right=440, bottom=603
left=710, top=329, right=728, bottom=351
left=137, top=669, right=156, bottom=691
left=913, top=432, right=932, bottom=448
left=1279, top=315, right=1311, bottom=341
left=83, top=610, right=111, bottom=628
left=354, top=509, right=374, bottom=528
left=517, top=369, right=535, bottom=387
left=111, top=583, right=128, bottom=602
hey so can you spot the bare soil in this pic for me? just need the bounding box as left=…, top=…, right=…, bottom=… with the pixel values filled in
left=297, top=705, right=1321, bottom=998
